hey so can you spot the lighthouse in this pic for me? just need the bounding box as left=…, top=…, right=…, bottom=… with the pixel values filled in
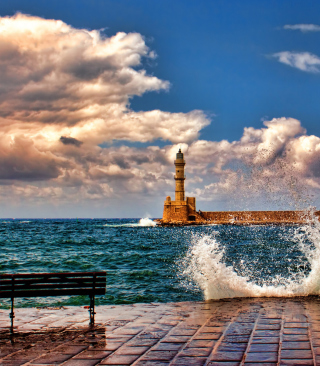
left=162, top=148, right=197, bottom=223
left=174, top=148, right=185, bottom=201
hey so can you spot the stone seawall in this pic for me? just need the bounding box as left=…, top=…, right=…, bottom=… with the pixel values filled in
left=158, top=210, right=320, bottom=226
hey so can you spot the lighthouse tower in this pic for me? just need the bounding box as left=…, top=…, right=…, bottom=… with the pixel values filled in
left=162, top=148, right=197, bottom=223
left=174, top=148, right=185, bottom=201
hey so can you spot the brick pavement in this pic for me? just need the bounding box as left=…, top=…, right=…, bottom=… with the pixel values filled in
left=1, top=297, right=320, bottom=365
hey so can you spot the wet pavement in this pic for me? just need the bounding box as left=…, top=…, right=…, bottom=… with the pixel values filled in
left=1, top=297, right=320, bottom=365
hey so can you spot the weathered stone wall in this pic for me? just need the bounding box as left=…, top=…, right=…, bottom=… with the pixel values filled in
left=186, top=197, right=196, bottom=211
left=201, top=210, right=320, bottom=224
left=162, top=196, right=202, bottom=223
left=162, top=199, right=189, bottom=222
left=161, top=205, right=320, bottom=225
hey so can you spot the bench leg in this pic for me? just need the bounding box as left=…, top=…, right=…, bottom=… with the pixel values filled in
left=89, top=295, right=95, bottom=326
left=10, top=297, right=14, bottom=334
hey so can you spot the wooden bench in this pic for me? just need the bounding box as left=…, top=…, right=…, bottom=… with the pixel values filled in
left=0, top=271, right=106, bottom=332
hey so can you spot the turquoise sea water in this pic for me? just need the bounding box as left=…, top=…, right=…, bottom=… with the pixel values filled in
left=0, top=218, right=316, bottom=308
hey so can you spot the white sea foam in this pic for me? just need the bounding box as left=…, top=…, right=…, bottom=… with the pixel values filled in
left=137, top=218, right=157, bottom=227
left=104, top=218, right=157, bottom=227
left=182, top=211, right=320, bottom=300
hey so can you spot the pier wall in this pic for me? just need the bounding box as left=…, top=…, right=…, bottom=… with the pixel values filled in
left=202, top=210, right=320, bottom=225
left=161, top=206, right=320, bottom=225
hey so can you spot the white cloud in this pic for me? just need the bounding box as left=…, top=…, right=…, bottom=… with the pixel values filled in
left=0, top=13, right=210, bottom=186
left=182, top=117, right=320, bottom=210
left=284, top=24, right=320, bottom=32
left=273, top=51, right=320, bottom=73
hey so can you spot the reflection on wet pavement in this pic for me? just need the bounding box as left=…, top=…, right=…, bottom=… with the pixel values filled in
left=1, top=297, right=320, bottom=365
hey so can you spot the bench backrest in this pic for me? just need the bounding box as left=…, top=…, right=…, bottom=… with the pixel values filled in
left=0, top=272, right=106, bottom=298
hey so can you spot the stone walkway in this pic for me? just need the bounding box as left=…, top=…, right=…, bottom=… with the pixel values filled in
left=1, top=297, right=320, bottom=365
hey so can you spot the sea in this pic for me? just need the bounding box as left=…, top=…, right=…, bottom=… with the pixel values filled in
left=0, top=216, right=320, bottom=309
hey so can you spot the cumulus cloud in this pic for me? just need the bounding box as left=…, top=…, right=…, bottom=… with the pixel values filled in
left=184, top=117, right=320, bottom=209
left=0, top=13, right=209, bottom=146
left=0, top=13, right=209, bottom=195
left=273, top=51, right=320, bottom=73
left=284, top=24, right=320, bottom=32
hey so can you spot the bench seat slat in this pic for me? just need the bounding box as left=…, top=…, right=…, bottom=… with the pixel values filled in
left=0, top=271, right=106, bottom=279
left=0, top=283, right=106, bottom=291
left=0, top=288, right=106, bottom=298
left=0, top=278, right=106, bottom=286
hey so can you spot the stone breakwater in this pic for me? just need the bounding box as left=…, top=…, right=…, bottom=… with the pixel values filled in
left=1, top=297, right=320, bottom=364
left=157, top=210, right=320, bottom=226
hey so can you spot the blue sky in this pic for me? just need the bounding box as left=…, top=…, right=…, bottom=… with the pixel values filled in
left=0, top=0, right=320, bottom=217
left=2, top=0, right=320, bottom=141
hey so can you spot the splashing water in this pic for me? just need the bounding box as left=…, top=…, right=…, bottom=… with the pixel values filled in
left=138, top=218, right=157, bottom=227
left=181, top=211, right=320, bottom=300
left=104, top=217, right=157, bottom=227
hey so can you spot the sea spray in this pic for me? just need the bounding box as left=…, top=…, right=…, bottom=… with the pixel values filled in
left=292, top=210, right=320, bottom=296
left=181, top=213, right=320, bottom=300
left=103, top=217, right=157, bottom=227
left=138, top=218, right=157, bottom=227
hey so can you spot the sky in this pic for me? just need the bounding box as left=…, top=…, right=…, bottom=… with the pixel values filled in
left=0, top=0, right=320, bottom=217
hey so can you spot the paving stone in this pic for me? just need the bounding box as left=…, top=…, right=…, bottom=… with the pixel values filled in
left=208, top=363, right=240, bottom=366
left=141, top=350, right=177, bottom=361
left=169, top=329, right=197, bottom=336
left=152, top=342, right=183, bottom=351
left=63, top=360, right=101, bottom=366
left=201, top=326, right=224, bottom=333
left=138, top=332, right=167, bottom=339
left=280, top=360, right=314, bottom=365
left=160, top=336, right=190, bottom=343
left=134, top=362, right=170, bottom=366
left=73, top=350, right=112, bottom=358
left=217, top=342, right=247, bottom=351
left=283, top=328, right=308, bottom=335
left=249, top=343, right=278, bottom=352
left=186, top=340, right=215, bottom=348
left=282, top=334, right=309, bottom=342
left=126, top=338, right=158, bottom=347
left=171, top=357, right=207, bottom=365
left=0, top=361, right=29, bottom=366
left=280, top=349, right=313, bottom=359
left=244, top=363, right=277, bottom=366
left=88, top=342, right=123, bottom=351
left=255, top=323, right=281, bottom=330
left=51, top=345, right=88, bottom=354
left=178, top=347, right=211, bottom=357
left=99, top=354, right=140, bottom=364
left=193, top=333, right=221, bottom=340
left=282, top=341, right=311, bottom=350
left=245, top=352, right=278, bottom=362
left=284, top=322, right=308, bottom=328
left=224, top=335, right=250, bottom=343
left=210, top=351, right=244, bottom=361
left=114, top=346, right=149, bottom=355
left=312, top=338, right=320, bottom=346
left=251, top=336, right=279, bottom=343
left=31, top=353, right=73, bottom=363
left=106, top=335, right=133, bottom=341
left=254, top=330, right=280, bottom=337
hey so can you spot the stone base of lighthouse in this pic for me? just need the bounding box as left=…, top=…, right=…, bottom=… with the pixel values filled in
left=161, top=196, right=206, bottom=224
